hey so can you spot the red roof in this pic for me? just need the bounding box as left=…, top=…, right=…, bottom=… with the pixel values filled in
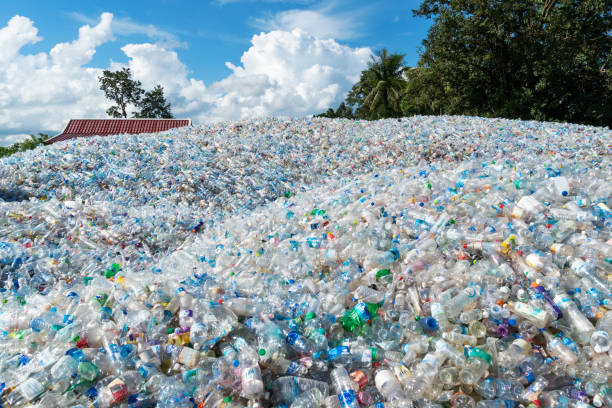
left=45, top=119, right=191, bottom=144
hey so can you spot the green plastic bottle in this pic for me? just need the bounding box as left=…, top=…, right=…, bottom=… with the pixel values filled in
left=340, top=302, right=381, bottom=332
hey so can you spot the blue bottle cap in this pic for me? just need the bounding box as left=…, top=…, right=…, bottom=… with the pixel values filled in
left=286, top=331, right=299, bottom=345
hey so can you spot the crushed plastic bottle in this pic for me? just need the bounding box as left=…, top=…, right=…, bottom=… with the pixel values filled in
left=0, top=116, right=610, bottom=407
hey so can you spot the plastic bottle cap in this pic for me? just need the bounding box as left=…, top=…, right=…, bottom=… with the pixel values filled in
left=286, top=331, right=299, bottom=345
left=258, top=348, right=266, bottom=356
left=513, top=338, right=531, bottom=354
left=468, top=347, right=492, bottom=364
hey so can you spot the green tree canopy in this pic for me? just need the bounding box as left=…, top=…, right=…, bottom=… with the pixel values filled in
left=0, top=133, right=48, bottom=159
left=346, top=49, right=408, bottom=120
left=316, top=102, right=354, bottom=119
left=135, top=85, right=173, bottom=118
left=98, top=68, right=145, bottom=118
left=409, top=0, right=611, bottom=126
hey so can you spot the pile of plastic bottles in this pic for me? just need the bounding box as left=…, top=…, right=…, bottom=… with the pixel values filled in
left=0, top=115, right=610, bottom=408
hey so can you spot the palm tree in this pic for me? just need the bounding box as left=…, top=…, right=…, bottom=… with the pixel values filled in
left=347, top=49, right=408, bottom=120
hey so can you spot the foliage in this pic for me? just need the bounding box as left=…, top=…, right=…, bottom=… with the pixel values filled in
left=98, top=68, right=145, bottom=118
left=346, top=49, right=409, bottom=120
left=408, top=0, right=611, bottom=126
left=315, top=49, right=408, bottom=120
left=134, top=85, right=173, bottom=118
left=316, top=102, right=354, bottom=119
left=318, top=1, right=610, bottom=127
left=99, top=69, right=173, bottom=119
left=0, top=133, right=48, bottom=159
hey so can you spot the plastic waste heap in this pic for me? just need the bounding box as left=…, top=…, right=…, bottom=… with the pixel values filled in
left=0, top=115, right=610, bottom=408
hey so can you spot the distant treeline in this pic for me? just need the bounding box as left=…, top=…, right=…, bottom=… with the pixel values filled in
left=0, top=133, right=48, bottom=159
left=318, top=0, right=611, bottom=128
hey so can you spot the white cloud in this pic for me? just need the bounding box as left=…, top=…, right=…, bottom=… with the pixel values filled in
left=198, top=29, right=371, bottom=122
left=119, top=29, right=370, bottom=123
left=69, top=12, right=185, bottom=49
left=0, top=13, right=114, bottom=143
left=252, top=2, right=368, bottom=40
left=0, top=15, right=42, bottom=61
left=0, top=133, right=30, bottom=147
left=213, top=0, right=313, bottom=5
left=0, top=13, right=371, bottom=145
left=50, top=12, right=114, bottom=66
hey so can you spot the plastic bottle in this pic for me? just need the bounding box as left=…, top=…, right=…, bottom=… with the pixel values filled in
left=290, top=387, right=325, bottom=408
left=339, top=303, right=380, bottom=332
left=443, top=286, right=480, bottom=318
left=542, top=331, right=578, bottom=365
left=553, top=293, right=595, bottom=344
left=589, top=330, right=610, bottom=353
left=330, top=367, right=359, bottom=408
left=374, top=369, right=407, bottom=401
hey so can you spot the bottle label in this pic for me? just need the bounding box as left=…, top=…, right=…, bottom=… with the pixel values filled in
left=421, top=353, right=440, bottom=368
left=354, top=303, right=372, bottom=323
left=338, top=389, right=358, bottom=408
left=18, top=378, right=44, bottom=401
left=329, top=346, right=350, bottom=361
left=108, top=378, right=127, bottom=403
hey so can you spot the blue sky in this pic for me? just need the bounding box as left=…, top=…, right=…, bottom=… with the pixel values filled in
left=0, top=0, right=431, bottom=145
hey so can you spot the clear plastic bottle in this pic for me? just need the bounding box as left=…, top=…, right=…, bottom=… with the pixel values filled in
left=542, top=331, right=578, bottom=365
left=589, top=330, right=610, bottom=353
left=330, top=367, right=359, bottom=408
left=290, top=387, right=325, bottom=408
left=238, top=349, right=264, bottom=398
left=375, top=369, right=407, bottom=402
left=553, top=293, right=595, bottom=344
left=459, top=347, right=492, bottom=385
left=443, top=286, right=481, bottom=318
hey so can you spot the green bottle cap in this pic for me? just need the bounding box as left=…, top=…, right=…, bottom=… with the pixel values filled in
left=258, top=348, right=266, bottom=356
left=224, top=396, right=232, bottom=403
left=468, top=347, right=492, bottom=364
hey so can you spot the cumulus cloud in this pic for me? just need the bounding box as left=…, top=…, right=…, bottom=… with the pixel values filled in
left=118, top=29, right=370, bottom=123
left=2, top=133, right=30, bottom=145
left=69, top=12, right=185, bottom=49
left=0, top=13, right=115, bottom=144
left=201, top=29, right=371, bottom=122
left=0, top=15, right=42, bottom=61
left=252, top=1, right=369, bottom=41
left=0, top=12, right=371, bottom=145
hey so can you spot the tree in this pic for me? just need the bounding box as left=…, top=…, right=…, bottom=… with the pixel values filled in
left=0, top=133, right=48, bottom=159
left=98, top=68, right=145, bottom=118
left=316, top=102, right=354, bottom=119
left=134, top=85, right=173, bottom=118
left=346, top=49, right=408, bottom=120
left=408, top=0, right=611, bottom=126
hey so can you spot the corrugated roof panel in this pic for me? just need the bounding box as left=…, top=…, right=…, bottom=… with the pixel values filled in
left=44, top=119, right=190, bottom=144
